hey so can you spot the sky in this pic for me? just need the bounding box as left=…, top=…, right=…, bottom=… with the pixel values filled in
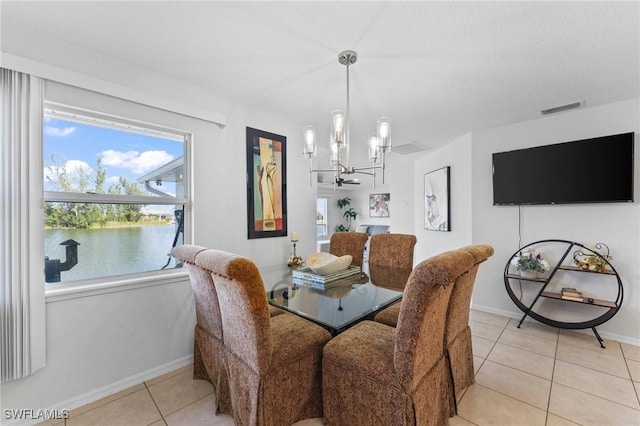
left=44, top=116, right=183, bottom=202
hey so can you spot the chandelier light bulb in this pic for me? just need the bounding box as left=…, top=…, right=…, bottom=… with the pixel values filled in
left=331, top=110, right=345, bottom=144
left=377, top=117, right=392, bottom=149
left=368, top=132, right=379, bottom=163
left=303, top=125, right=317, bottom=158
left=330, top=141, right=339, bottom=165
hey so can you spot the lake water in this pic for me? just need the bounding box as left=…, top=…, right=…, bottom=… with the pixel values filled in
left=45, top=225, right=180, bottom=283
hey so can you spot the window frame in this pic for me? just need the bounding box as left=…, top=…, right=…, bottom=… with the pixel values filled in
left=43, top=102, right=192, bottom=297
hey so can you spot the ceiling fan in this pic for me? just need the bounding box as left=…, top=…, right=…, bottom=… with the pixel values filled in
left=335, top=177, right=360, bottom=187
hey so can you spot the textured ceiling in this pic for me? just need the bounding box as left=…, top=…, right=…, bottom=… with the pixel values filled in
left=2, top=1, right=639, bottom=159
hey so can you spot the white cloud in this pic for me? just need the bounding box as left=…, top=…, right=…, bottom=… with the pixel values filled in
left=44, top=126, right=77, bottom=137
left=44, top=160, right=93, bottom=181
left=99, top=149, right=174, bottom=174
left=105, top=176, right=121, bottom=186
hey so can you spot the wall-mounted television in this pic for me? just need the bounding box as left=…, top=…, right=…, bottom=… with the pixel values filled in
left=493, top=132, right=634, bottom=205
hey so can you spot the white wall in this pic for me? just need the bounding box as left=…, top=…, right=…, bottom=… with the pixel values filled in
left=471, top=98, right=640, bottom=344
left=1, top=46, right=318, bottom=415
left=318, top=153, right=415, bottom=240
left=412, top=134, right=473, bottom=263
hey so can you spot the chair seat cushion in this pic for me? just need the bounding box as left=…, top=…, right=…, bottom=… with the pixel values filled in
left=373, top=301, right=401, bottom=327
left=323, top=321, right=414, bottom=425
left=270, top=313, right=332, bottom=364
left=324, top=321, right=400, bottom=387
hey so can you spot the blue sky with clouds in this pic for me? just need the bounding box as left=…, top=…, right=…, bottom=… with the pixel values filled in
left=43, top=117, right=183, bottom=196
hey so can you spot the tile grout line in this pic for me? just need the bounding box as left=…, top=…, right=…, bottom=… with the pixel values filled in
left=474, top=320, right=557, bottom=413
left=550, top=337, right=640, bottom=418
left=143, top=382, right=167, bottom=425
left=626, top=352, right=640, bottom=406
left=544, top=326, right=561, bottom=425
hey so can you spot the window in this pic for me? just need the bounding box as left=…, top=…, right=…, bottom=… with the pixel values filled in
left=43, top=103, right=190, bottom=284
left=316, top=197, right=328, bottom=238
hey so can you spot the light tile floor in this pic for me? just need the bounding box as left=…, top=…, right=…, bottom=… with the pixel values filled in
left=39, top=310, right=640, bottom=425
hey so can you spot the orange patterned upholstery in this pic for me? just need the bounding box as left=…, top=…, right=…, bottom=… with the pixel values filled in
left=195, top=249, right=331, bottom=426
left=373, top=244, right=494, bottom=416
left=329, top=232, right=369, bottom=267
left=445, top=244, right=494, bottom=414
left=369, top=233, right=417, bottom=270
left=323, top=248, right=478, bottom=425
left=171, top=244, right=231, bottom=414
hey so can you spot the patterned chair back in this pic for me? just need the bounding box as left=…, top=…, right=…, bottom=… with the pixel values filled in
left=172, top=245, right=223, bottom=341
left=329, top=232, right=369, bottom=267
left=196, top=249, right=273, bottom=375
left=394, top=248, right=475, bottom=391
left=369, top=233, right=417, bottom=270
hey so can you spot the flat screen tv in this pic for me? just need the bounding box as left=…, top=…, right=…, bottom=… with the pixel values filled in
left=493, top=132, right=634, bottom=205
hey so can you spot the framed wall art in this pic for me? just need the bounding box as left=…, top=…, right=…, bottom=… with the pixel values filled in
left=369, top=193, right=390, bottom=217
left=424, top=166, right=450, bottom=231
left=246, top=127, right=287, bottom=239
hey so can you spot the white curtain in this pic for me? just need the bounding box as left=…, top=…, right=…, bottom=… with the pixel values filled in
left=1, top=68, right=46, bottom=382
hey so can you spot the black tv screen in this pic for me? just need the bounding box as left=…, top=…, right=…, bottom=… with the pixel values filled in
left=493, top=132, right=634, bottom=205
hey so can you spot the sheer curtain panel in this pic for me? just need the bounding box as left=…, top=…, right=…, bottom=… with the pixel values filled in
left=1, top=68, right=46, bottom=382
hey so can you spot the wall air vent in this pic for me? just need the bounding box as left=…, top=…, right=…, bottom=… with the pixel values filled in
left=393, top=141, right=430, bottom=155
left=539, top=100, right=584, bottom=116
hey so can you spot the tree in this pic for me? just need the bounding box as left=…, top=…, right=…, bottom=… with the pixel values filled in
left=44, top=155, right=144, bottom=228
left=108, top=176, right=144, bottom=222
left=335, top=197, right=358, bottom=232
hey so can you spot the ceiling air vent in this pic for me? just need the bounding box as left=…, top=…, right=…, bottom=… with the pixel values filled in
left=393, top=141, right=430, bottom=155
left=539, top=100, right=584, bottom=116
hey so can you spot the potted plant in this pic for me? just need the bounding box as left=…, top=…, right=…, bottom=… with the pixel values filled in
left=511, top=248, right=549, bottom=278
left=335, top=197, right=357, bottom=232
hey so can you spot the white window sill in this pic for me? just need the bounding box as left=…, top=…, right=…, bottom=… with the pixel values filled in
left=45, top=269, right=189, bottom=303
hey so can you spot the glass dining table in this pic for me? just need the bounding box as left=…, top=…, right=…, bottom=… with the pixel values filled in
left=261, top=263, right=412, bottom=335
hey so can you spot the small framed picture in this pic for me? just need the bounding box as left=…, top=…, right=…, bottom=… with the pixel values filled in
left=424, top=166, right=450, bottom=231
left=369, top=193, right=390, bottom=217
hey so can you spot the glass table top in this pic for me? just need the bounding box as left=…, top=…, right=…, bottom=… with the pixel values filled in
left=261, top=263, right=411, bottom=334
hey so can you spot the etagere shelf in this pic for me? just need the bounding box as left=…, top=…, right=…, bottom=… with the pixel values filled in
left=504, top=239, right=623, bottom=348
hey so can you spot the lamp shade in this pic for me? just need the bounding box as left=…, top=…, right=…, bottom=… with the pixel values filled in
left=377, top=117, right=392, bottom=150
left=368, top=132, right=379, bottom=163
left=330, top=140, right=339, bottom=165
left=303, top=125, right=317, bottom=158
left=331, top=110, right=345, bottom=144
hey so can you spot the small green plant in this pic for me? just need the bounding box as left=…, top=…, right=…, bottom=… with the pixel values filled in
left=511, top=249, right=549, bottom=273
left=335, top=197, right=357, bottom=232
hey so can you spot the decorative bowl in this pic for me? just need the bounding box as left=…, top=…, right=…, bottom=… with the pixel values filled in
left=306, top=252, right=353, bottom=275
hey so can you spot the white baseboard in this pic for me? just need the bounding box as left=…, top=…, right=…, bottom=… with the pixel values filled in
left=471, top=303, right=640, bottom=347
left=2, top=355, right=193, bottom=426
left=60, top=354, right=195, bottom=411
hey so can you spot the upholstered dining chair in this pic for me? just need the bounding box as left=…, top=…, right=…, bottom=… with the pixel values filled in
left=195, top=249, right=332, bottom=426
left=368, top=233, right=417, bottom=270
left=172, top=245, right=285, bottom=415
left=444, top=244, right=494, bottom=414
left=322, top=248, right=477, bottom=425
left=367, top=233, right=417, bottom=323
left=171, top=244, right=232, bottom=414
left=368, top=263, right=413, bottom=291
left=329, top=231, right=369, bottom=268
left=373, top=244, right=494, bottom=416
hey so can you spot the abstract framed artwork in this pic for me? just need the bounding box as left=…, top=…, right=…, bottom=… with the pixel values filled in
left=424, top=166, right=450, bottom=231
left=369, top=193, right=390, bottom=217
left=246, top=127, right=287, bottom=239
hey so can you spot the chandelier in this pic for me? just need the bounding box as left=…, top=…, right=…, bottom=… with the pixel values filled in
left=303, top=50, right=391, bottom=188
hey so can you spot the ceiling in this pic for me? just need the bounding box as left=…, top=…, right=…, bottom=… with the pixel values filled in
left=2, top=1, right=639, bottom=161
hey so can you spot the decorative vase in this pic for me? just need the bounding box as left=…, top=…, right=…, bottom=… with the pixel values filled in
left=520, top=269, right=538, bottom=279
